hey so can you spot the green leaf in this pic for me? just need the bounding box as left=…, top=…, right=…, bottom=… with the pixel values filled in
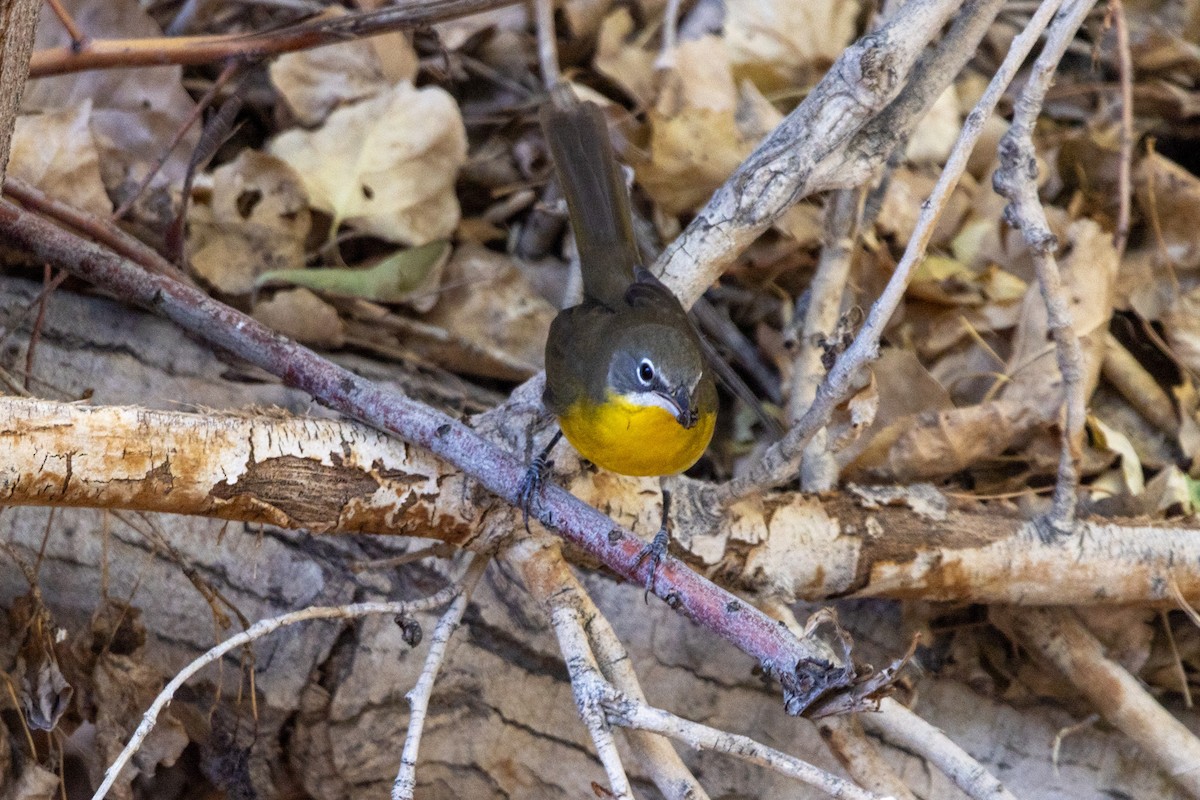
left=255, top=241, right=450, bottom=303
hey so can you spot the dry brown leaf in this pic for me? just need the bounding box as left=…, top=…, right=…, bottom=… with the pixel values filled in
left=92, top=654, right=189, bottom=800
left=1135, top=151, right=1200, bottom=271
left=9, top=104, right=112, bottom=216
left=594, top=9, right=658, bottom=108
left=724, top=0, right=862, bottom=91
left=6, top=763, right=58, bottom=800
left=418, top=244, right=556, bottom=379
left=188, top=151, right=311, bottom=295
left=269, top=82, right=467, bottom=245
left=637, top=37, right=781, bottom=215
left=844, top=399, right=1035, bottom=482
left=1163, top=286, right=1200, bottom=376
left=270, top=9, right=417, bottom=126
left=23, top=0, right=198, bottom=214
left=253, top=288, right=346, bottom=348
left=1003, top=219, right=1119, bottom=420
left=905, top=85, right=961, bottom=164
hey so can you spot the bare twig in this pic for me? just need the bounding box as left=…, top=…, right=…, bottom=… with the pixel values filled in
left=1109, top=0, right=1134, bottom=258
left=513, top=539, right=710, bottom=800
left=90, top=587, right=467, bottom=800
left=30, top=0, right=522, bottom=77
left=112, top=60, right=241, bottom=222
left=793, top=187, right=866, bottom=492
left=992, top=606, right=1200, bottom=798
left=992, top=0, right=1097, bottom=528
left=543, top=570, right=635, bottom=799
left=761, top=598, right=914, bottom=800
left=393, top=556, right=488, bottom=800
left=715, top=0, right=1062, bottom=503
left=3, top=177, right=193, bottom=285
left=600, top=681, right=892, bottom=800
left=533, top=0, right=560, bottom=89
left=655, top=0, right=969, bottom=306
left=860, top=698, right=1022, bottom=800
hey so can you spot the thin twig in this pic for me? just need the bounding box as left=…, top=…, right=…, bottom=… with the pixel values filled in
left=546, top=578, right=635, bottom=799
left=992, top=0, right=1097, bottom=527
left=859, top=698, right=1022, bottom=800
left=792, top=186, right=866, bottom=492
left=533, top=0, right=559, bottom=89
left=90, top=588, right=466, bottom=800
left=1109, top=0, right=1134, bottom=258
left=761, top=598, right=914, bottom=799
left=513, top=540, right=710, bottom=800
left=112, top=61, right=241, bottom=222
left=393, top=556, right=488, bottom=800
left=3, top=177, right=193, bottom=284
left=42, top=0, right=87, bottom=46
left=30, top=0, right=522, bottom=77
left=714, top=0, right=1063, bottom=504
left=600, top=681, right=891, bottom=800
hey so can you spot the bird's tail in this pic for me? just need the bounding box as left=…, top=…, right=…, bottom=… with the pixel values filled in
left=540, top=84, right=640, bottom=308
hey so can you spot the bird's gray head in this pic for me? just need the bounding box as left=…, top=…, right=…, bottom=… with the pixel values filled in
left=606, top=324, right=706, bottom=428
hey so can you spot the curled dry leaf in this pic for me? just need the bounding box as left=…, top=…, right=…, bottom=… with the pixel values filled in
left=724, top=0, right=862, bottom=91
left=9, top=103, right=112, bottom=216
left=593, top=8, right=659, bottom=109
left=269, top=82, right=468, bottom=245
left=411, top=244, right=556, bottom=380
left=188, top=151, right=311, bottom=295
left=23, top=0, right=198, bottom=213
left=270, top=7, right=418, bottom=126
left=1135, top=151, right=1200, bottom=271
left=1163, top=287, right=1200, bottom=376
left=253, top=288, right=346, bottom=349
left=636, top=37, right=782, bottom=215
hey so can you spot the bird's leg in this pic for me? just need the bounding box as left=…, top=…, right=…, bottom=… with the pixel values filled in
left=517, top=428, right=563, bottom=533
left=634, top=484, right=672, bottom=601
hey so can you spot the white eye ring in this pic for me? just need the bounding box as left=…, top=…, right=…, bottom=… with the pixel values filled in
left=637, top=359, right=655, bottom=386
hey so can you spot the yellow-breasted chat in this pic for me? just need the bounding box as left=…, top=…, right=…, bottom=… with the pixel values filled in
left=537, top=85, right=717, bottom=479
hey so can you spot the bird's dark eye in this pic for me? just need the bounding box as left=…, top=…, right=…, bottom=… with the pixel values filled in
left=638, top=359, right=655, bottom=385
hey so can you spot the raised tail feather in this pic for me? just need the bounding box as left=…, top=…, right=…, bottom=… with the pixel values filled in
left=540, top=84, right=641, bottom=309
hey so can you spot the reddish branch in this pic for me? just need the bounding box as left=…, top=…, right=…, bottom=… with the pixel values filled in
left=29, top=0, right=521, bottom=77
left=0, top=196, right=865, bottom=717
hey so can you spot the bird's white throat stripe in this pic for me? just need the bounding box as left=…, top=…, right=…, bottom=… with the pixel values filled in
left=620, top=391, right=679, bottom=415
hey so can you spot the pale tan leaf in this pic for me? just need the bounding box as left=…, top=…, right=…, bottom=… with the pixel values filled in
left=268, top=82, right=467, bottom=245
left=9, top=103, right=112, bottom=216
left=724, top=0, right=862, bottom=90
left=270, top=8, right=416, bottom=126
left=253, top=288, right=346, bottom=348
left=188, top=151, right=311, bottom=295
left=23, top=0, right=198, bottom=213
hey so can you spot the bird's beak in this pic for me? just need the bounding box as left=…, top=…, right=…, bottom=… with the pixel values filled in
left=663, top=386, right=699, bottom=429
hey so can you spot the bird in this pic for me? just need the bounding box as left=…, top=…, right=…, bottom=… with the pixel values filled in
left=520, top=84, right=717, bottom=582
left=538, top=84, right=716, bottom=478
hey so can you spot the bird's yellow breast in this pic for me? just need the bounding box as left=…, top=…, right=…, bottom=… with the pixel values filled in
left=558, top=393, right=716, bottom=477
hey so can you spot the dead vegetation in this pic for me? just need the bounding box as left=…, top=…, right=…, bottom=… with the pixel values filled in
left=1, top=0, right=1200, bottom=798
